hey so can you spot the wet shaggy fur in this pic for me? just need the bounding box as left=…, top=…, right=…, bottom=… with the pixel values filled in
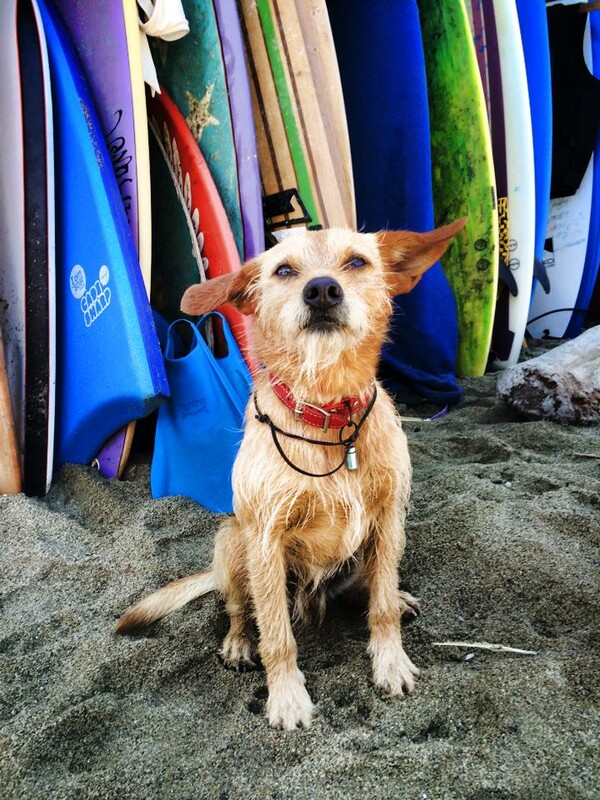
left=116, top=220, right=465, bottom=730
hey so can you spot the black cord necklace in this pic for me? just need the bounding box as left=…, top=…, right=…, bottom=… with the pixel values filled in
left=253, top=385, right=378, bottom=478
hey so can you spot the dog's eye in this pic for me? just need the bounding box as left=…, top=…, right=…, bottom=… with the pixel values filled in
left=346, top=256, right=367, bottom=270
left=274, top=263, right=297, bottom=277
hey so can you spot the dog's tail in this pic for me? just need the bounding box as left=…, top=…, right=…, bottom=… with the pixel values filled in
left=115, top=570, right=217, bottom=634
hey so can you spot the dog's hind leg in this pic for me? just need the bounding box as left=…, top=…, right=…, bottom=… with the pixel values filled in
left=364, top=502, right=420, bottom=697
left=214, top=517, right=258, bottom=672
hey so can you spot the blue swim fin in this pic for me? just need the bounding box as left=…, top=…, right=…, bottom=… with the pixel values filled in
left=151, top=315, right=251, bottom=513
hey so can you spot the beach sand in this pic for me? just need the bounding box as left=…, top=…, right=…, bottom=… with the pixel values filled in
left=1, top=349, right=599, bottom=799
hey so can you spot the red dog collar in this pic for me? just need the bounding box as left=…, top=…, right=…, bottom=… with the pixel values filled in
left=269, top=374, right=372, bottom=431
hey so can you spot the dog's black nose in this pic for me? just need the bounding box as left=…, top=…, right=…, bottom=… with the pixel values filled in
left=303, top=277, right=344, bottom=310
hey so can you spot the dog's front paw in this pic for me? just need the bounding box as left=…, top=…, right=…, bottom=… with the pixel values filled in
left=267, top=669, right=314, bottom=730
left=369, top=636, right=420, bottom=696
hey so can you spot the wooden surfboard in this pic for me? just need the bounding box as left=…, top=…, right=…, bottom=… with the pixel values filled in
left=0, top=324, right=22, bottom=495
left=0, top=0, right=26, bottom=467
left=419, top=0, right=499, bottom=377
left=18, top=0, right=56, bottom=496
left=291, top=0, right=356, bottom=230
left=238, top=0, right=356, bottom=239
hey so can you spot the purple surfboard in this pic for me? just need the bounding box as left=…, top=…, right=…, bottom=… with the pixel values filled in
left=209, top=0, right=265, bottom=259
left=53, top=0, right=140, bottom=249
left=52, top=0, right=147, bottom=478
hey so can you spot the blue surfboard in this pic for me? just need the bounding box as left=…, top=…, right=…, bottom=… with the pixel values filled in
left=515, top=0, right=552, bottom=295
left=37, top=0, right=168, bottom=469
left=327, top=0, right=461, bottom=406
left=568, top=5, right=600, bottom=338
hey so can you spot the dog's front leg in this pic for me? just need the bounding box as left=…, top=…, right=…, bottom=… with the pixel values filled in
left=245, top=532, right=314, bottom=730
left=365, top=502, right=420, bottom=696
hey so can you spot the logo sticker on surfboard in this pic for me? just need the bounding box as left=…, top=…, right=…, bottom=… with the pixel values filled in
left=70, top=264, right=112, bottom=327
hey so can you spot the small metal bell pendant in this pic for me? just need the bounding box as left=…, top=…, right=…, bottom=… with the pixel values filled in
left=346, top=445, right=358, bottom=471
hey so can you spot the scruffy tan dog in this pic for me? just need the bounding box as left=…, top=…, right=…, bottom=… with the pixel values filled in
left=117, top=219, right=465, bottom=730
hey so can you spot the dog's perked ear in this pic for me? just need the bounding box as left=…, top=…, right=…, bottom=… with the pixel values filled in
left=377, top=217, right=467, bottom=297
left=180, top=258, right=261, bottom=316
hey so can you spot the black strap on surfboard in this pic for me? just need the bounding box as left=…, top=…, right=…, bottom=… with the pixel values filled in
left=263, top=188, right=321, bottom=246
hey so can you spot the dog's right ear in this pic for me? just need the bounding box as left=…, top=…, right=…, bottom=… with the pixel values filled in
left=377, top=217, right=467, bottom=296
left=180, top=258, right=260, bottom=316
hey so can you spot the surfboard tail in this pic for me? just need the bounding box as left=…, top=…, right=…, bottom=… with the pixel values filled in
left=115, top=570, right=217, bottom=633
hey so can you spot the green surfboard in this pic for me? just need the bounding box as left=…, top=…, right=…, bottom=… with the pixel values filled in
left=150, top=0, right=244, bottom=260
left=418, top=0, right=499, bottom=377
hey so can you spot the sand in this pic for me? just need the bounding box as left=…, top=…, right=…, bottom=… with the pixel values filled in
left=1, top=352, right=599, bottom=799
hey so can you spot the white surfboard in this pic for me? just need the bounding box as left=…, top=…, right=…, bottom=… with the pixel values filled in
left=0, top=0, right=26, bottom=464
left=36, top=0, right=56, bottom=495
left=492, top=0, right=536, bottom=368
left=528, top=18, right=595, bottom=339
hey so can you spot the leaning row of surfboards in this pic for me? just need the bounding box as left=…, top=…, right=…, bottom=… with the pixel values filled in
left=0, top=0, right=598, bottom=498
left=423, top=0, right=600, bottom=376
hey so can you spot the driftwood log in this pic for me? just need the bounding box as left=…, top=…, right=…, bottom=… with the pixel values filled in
left=496, top=326, right=600, bottom=424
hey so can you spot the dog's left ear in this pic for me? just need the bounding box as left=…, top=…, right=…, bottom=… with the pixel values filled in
left=180, top=258, right=261, bottom=316
left=377, top=217, right=467, bottom=296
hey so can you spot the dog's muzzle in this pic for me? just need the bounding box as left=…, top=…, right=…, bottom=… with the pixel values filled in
left=302, top=276, right=345, bottom=331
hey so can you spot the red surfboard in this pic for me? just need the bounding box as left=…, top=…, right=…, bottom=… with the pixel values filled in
left=147, top=87, right=256, bottom=374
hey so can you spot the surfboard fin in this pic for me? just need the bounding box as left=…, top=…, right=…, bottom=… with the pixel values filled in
left=533, top=257, right=551, bottom=294
left=498, top=259, right=519, bottom=298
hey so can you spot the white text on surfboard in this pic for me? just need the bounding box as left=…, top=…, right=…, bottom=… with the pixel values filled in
left=70, top=265, right=112, bottom=327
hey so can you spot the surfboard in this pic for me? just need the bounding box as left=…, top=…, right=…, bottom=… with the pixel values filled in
left=0, top=0, right=26, bottom=469
left=123, top=0, right=153, bottom=289
left=52, top=0, right=153, bottom=479
left=418, top=0, right=499, bottom=377
left=327, top=0, right=460, bottom=405
left=528, top=7, right=599, bottom=339
left=148, top=108, right=207, bottom=325
left=148, top=86, right=257, bottom=373
left=213, top=0, right=264, bottom=259
left=515, top=0, right=553, bottom=295
left=466, top=0, right=536, bottom=369
left=289, top=1, right=356, bottom=231
left=53, top=0, right=151, bottom=291
left=547, top=0, right=600, bottom=199
left=0, top=324, right=22, bottom=495
left=239, top=0, right=356, bottom=239
left=148, top=0, right=246, bottom=260
left=18, top=0, right=56, bottom=497
left=37, top=0, right=169, bottom=470
left=571, top=4, right=600, bottom=338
